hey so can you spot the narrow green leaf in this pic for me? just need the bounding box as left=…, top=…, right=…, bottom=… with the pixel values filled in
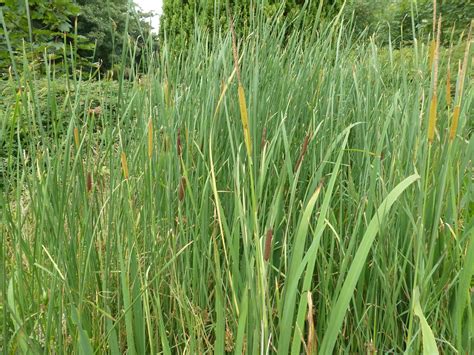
left=413, top=287, right=439, bottom=355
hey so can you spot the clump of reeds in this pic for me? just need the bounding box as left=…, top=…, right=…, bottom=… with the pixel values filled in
left=449, top=21, right=472, bottom=142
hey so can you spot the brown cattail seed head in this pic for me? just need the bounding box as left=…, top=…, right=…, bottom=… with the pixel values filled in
left=86, top=173, right=92, bottom=193
left=264, top=229, right=273, bottom=261
left=177, top=128, right=182, bottom=157
left=178, top=176, right=186, bottom=202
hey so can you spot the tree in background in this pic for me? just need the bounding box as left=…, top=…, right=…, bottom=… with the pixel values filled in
left=390, top=0, right=474, bottom=45
left=0, top=0, right=154, bottom=77
left=0, top=0, right=91, bottom=77
left=343, top=0, right=473, bottom=45
left=75, top=0, right=154, bottom=73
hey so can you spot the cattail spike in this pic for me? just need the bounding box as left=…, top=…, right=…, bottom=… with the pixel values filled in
left=121, top=151, right=129, bottom=180
left=264, top=229, right=273, bottom=261
left=449, top=106, right=460, bottom=141
left=86, top=172, right=92, bottom=193
left=178, top=176, right=186, bottom=202
left=238, top=85, right=252, bottom=156
left=177, top=128, right=182, bottom=157
left=446, top=67, right=451, bottom=107
left=428, top=94, right=438, bottom=143
left=74, top=127, right=80, bottom=148
left=428, top=40, right=436, bottom=68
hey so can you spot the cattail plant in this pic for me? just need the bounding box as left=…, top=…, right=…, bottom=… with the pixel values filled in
left=449, top=21, right=472, bottom=142
left=178, top=176, right=186, bottom=202
left=2, top=4, right=473, bottom=354
left=164, top=78, right=170, bottom=107
left=177, top=128, right=182, bottom=158
left=445, top=57, right=452, bottom=107
left=427, top=16, right=441, bottom=144
left=294, top=131, right=312, bottom=172
left=428, top=0, right=437, bottom=67
left=230, top=17, right=252, bottom=157
left=148, top=118, right=153, bottom=159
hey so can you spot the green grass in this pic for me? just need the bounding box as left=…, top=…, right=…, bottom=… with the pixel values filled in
left=1, top=11, right=473, bottom=354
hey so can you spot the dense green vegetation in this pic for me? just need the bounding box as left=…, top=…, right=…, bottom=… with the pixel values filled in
left=0, top=0, right=153, bottom=75
left=159, top=0, right=342, bottom=51
left=159, top=0, right=474, bottom=51
left=1, top=0, right=473, bottom=353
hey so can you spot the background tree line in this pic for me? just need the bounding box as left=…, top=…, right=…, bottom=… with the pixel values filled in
left=1, top=0, right=472, bottom=78
left=159, top=0, right=473, bottom=51
left=0, top=0, right=154, bottom=78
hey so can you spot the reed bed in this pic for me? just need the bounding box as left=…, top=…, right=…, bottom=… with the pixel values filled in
left=0, top=7, right=473, bottom=354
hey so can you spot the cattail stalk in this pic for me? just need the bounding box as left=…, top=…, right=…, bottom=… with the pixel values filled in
left=427, top=16, right=441, bottom=144
left=294, top=131, right=312, bottom=172
left=121, top=151, right=129, bottom=180
left=164, top=79, right=170, bottom=107
left=429, top=0, right=437, bottom=67
left=446, top=64, right=451, bottom=107
left=148, top=118, right=153, bottom=159
left=230, top=17, right=252, bottom=156
left=455, top=21, right=472, bottom=106
left=230, top=18, right=241, bottom=83
left=448, top=21, right=472, bottom=142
